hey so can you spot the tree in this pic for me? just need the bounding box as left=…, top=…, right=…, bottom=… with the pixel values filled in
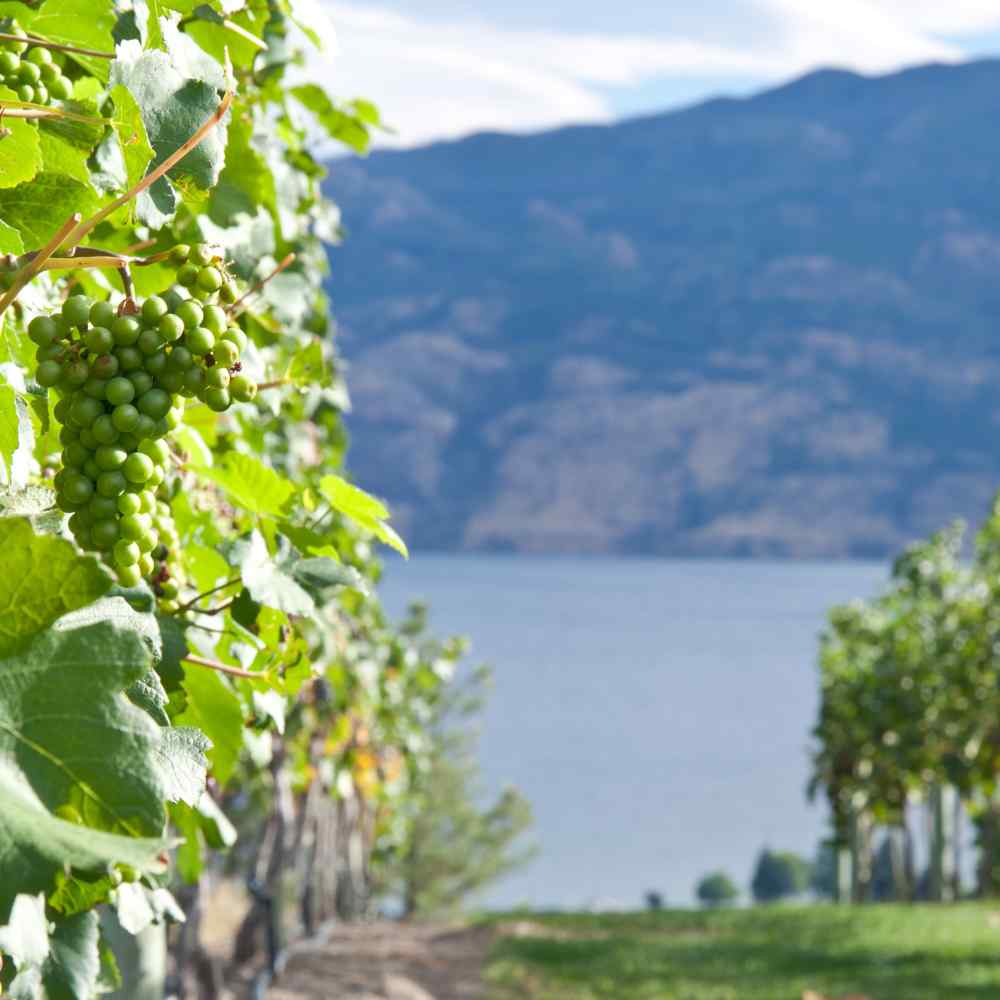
left=376, top=616, right=536, bottom=917
left=696, top=871, right=739, bottom=908
left=751, top=849, right=812, bottom=903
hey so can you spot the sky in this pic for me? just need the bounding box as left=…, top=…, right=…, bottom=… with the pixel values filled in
left=296, top=1, right=1000, bottom=147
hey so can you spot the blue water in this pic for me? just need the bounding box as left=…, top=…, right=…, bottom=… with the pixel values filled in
left=379, top=555, right=887, bottom=909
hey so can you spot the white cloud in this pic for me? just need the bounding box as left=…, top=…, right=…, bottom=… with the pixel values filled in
left=295, top=0, right=995, bottom=149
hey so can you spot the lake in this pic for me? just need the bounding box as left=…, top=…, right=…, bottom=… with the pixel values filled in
left=379, top=555, right=888, bottom=909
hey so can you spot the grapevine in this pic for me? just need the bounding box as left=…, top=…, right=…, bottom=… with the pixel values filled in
left=0, top=21, right=74, bottom=105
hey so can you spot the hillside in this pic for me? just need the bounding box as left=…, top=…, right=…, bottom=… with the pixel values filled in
left=324, top=60, right=1000, bottom=557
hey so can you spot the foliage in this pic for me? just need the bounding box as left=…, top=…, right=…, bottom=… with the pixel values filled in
left=695, top=871, right=738, bottom=908
left=374, top=607, right=536, bottom=917
left=750, top=848, right=812, bottom=903
left=0, top=2, right=460, bottom=994
left=483, top=904, right=1000, bottom=1000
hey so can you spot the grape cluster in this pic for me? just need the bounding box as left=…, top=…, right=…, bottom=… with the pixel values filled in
left=0, top=23, right=73, bottom=105
left=31, top=245, right=257, bottom=587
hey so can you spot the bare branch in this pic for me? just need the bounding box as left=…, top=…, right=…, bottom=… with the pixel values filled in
left=227, top=253, right=296, bottom=317
left=183, top=654, right=261, bottom=680
left=0, top=32, right=115, bottom=59
left=0, top=213, right=80, bottom=316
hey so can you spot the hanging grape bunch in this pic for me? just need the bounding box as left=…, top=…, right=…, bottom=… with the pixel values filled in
left=0, top=21, right=74, bottom=105
left=31, top=244, right=258, bottom=588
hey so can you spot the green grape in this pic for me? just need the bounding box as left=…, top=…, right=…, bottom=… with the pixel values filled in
left=37, top=344, right=65, bottom=363
left=147, top=464, right=166, bottom=488
left=141, top=296, right=168, bottom=325
left=91, top=518, right=119, bottom=549
left=17, top=60, right=40, bottom=83
left=202, top=304, right=227, bottom=335
left=63, top=473, right=94, bottom=505
left=105, top=377, right=135, bottom=406
left=162, top=287, right=187, bottom=312
left=212, top=339, right=239, bottom=368
left=69, top=395, right=102, bottom=428
left=83, top=377, right=106, bottom=400
left=16, top=84, right=34, bottom=103
left=61, top=295, right=92, bottom=328
left=157, top=370, right=184, bottom=394
left=220, top=280, right=238, bottom=304
left=123, top=452, right=154, bottom=484
left=120, top=512, right=149, bottom=541
left=88, top=496, right=118, bottom=520
left=186, top=327, right=214, bottom=355
left=84, top=326, right=114, bottom=354
left=176, top=263, right=199, bottom=287
left=58, top=426, right=79, bottom=447
left=28, top=316, right=58, bottom=346
left=118, top=432, right=139, bottom=451
left=158, top=313, right=185, bottom=343
left=204, top=387, right=231, bottom=412
left=111, top=316, right=141, bottom=347
left=159, top=578, right=179, bottom=599
left=171, top=245, right=191, bottom=264
left=205, top=367, right=230, bottom=389
left=95, top=446, right=126, bottom=471
left=117, top=564, right=143, bottom=587
left=196, top=266, right=222, bottom=292
left=114, top=539, right=141, bottom=567
left=111, top=403, right=140, bottom=433
left=91, top=415, right=119, bottom=446
left=78, top=428, right=98, bottom=450
left=116, top=346, right=143, bottom=372
left=61, top=359, right=89, bottom=388
left=230, top=374, right=258, bottom=403
left=53, top=398, right=72, bottom=425
left=62, top=441, right=89, bottom=468
left=144, top=351, right=168, bottom=376
left=136, top=530, right=157, bottom=554
left=68, top=511, right=90, bottom=535
left=26, top=47, right=51, bottom=67
left=168, top=346, right=193, bottom=371
left=48, top=75, right=72, bottom=102
left=36, top=359, right=61, bottom=386
left=32, top=83, right=48, bottom=104
left=137, top=329, right=160, bottom=355
left=82, top=459, right=100, bottom=481
left=0, top=51, right=18, bottom=75
left=182, top=368, right=205, bottom=395
left=91, top=355, right=119, bottom=380
left=176, top=300, right=203, bottom=330
left=139, top=439, right=170, bottom=465
left=137, top=388, right=170, bottom=419
left=134, top=414, right=157, bottom=439
left=90, top=301, right=116, bottom=328
left=128, top=371, right=154, bottom=396
left=117, top=492, right=142, bottom=516
left=96, top=470, right=126, bottom=498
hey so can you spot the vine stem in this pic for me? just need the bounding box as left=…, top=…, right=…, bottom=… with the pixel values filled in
left=256, top=378, right=290, bottom=392
left=174, top=577, right=242, bottom=614
left=0, top=32, right=115, bottom=59
left=183, top=654, right=261, bottom=680
left=62, top=89, right=234, bottom=250
left=227, top=252, right=295, bottom=316
left=0, top=214, right=80, bottom=315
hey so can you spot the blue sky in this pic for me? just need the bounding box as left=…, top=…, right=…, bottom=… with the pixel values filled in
left=298, top=1, right=1000, bottom=146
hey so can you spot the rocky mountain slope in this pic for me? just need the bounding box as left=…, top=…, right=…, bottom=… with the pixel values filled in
left=324, top=60, right=1000, bottom=557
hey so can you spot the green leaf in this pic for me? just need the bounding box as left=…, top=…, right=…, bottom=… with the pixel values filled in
left=290, top=84, right=372, bottom=154
left=240, top=529, right=314, bottom=616
left=36, top=100, right=106, bottom=186
left=286, top=338, right=330, bottom=388
left=319, top=474, right=408, bottom=557
left=0, top=172, right=99, bottom=251
left=110, top=83, right=154, bottom=194
left=176, top=664, right=243, bottom=787
left=0, top=218, right=23, bottom=254
left=0, top=518, right=111, bottom=656
left=194, top=452, right=295, bottom=516
left=292, top=556, right=370, bottom=597
left=0, top=115, right=42, bottom=189
left=43, top=910, right=100, bottom=1000
left=0, top=894, right=49, bottom=968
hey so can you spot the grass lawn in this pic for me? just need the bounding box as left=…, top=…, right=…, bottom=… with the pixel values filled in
left=482, top=904, right=1000, bottom=999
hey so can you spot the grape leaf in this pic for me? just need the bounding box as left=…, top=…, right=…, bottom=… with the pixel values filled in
left=194, top=452, right=295, bottom=516
left=0, top=172, right=100, bottom=251
left=240, top=529, right=314, bottom=616
left=289, top=84, right=372, bottom=154
left=176, top=664, right=243, bottom=786
left=0, top=218, right=22, bottom=254
left=110, top=84, right=154, bottom=194
left=0, top=518, right=111, bottom=656
left=319, top=475, right=408, bottom=557
left=0, top=116, right=42, bottom=190
left=17, top=0, right=116, bottom=82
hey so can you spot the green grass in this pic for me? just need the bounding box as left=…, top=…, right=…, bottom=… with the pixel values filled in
left=482, top=904, right=1000, bottom=999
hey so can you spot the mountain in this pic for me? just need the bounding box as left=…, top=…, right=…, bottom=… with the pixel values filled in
left=323, top=60, right=1000, bottom=558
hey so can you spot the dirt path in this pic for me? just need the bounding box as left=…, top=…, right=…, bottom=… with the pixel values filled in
left=267, top=922, right=496, bottom=1000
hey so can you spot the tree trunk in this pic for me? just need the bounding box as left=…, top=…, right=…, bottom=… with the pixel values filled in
left=929, top=784, right=957, bottom=902
left=835, top=843, right=852, bottom=904
left=100, top=908, right=167, bottom=1000
left=850, top=808, right=872, bottom=903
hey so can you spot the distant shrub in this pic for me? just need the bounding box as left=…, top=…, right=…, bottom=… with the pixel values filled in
left=751, top=848, right=813, bottom=903
left=696, top=871, right=739, bottom=908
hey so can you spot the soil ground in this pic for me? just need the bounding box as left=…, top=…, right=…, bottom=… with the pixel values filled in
left=267, top=922, right=495, bottom=1000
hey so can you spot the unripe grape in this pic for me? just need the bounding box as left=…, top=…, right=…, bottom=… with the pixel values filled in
left=141, top=296, right=168, bottom=325
left=90, top=301, right=116, bottom=328
left=147, top=464, right=166, bottom=487
left=177, top=263, right=199, bottom=287
left=157, top=370, right=184, bottom=394
left=191, top=245, right=215, bottom=266
left=176, top=300, right=203, bottom=330
left=117, top=492, right=142, bottom=516
left=116, top=346, right=143, bottom=372
left=168, top=346, right=193, bottom=371
left=139, top=490, right=157, bottom=514
left=170, top=245, right=191, bottom=264
left=159, top=578, right=179, bottom=599
left=62, top=441, right=89, bottom=468
left=90, top=354, right=119, bottom=380
left=136, top=530, right=156, bottom=554
left=61, top=359, right=89, bottom=388
left=48, top=75, right=72, bottom=101
left=58, top=426, right=79, bottom=447
left=137, top=388, right=170, bottom=419
left=37, top=344, right=64, bottom=363
left=0, top=51, right=18, bottom=75
left=120, top=512, right=149, bottom=541
left=111, top=316, right=141, bottom=347
left=128, top=371, right=154, bottom=396
left=82, top=458, right=100, bottom=481
left=36, top=359, right=61, bottom=386
left=118, top=432, right=139, bottom=451
left=220, top=280, right=238, bottom=304
left=63, top=473, right=94, bottom=505
left=137, top=329, right=160, bottom=355
left=134, top=414, right=157, bottom=439
left=213, top=340, right=239, bottom=368
left=69, top=395, right=102, bottom=428
left=26, top=47, right=52, bottom=66
left=17, top=60, right=40, bottom=83
left=114, top=539, right=141, bottom=567
left=91, top=415, right=119, bottom=446
left=144, top=351, right=167, bottom=376
left=28, top=316, right=58, bottom=346
left=158, top=313, right=184, bottom=343
left=62, top=295, right=92, bottom=329
left=204, top=387, right=231, bottom=412
left=196, top=266, right=222, bottom=292
left=16, top=83, right=34, bottom=102
left=206, top=367, right=229, bottom=389
left=91, top=518, right=119, bottom=549
left=139, top=552, right=155, bottom=577
left=111, top=403, right=140, bottom=433
left=139, top=439, right=170, bottom=465
left=117, top=564, right=143, bottom=587
left=84, top=326, right=113, bottom=354
left=96, top=470, right=126, bottom=498
left=230, top=374, right=257, bottom=402
left=88, top=496, right=118, bottom=520
left=82, top=377, right=106, bottom=400
left=105, top=377, right=135, bottom=406
left=123, top=452, right=154, bottom=484
left=182, top=368, right=205, bottom=395
left=202, top=304, right=227, bottom=335
left=186, top=327, right=214, bottom=355
left=68, top=511, right=90, bottom=535
left=78, top=428, right=98, bottom=450
left=95, top=446, right=126, bottom=471
left=33, top=83, right=48, bottom=105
